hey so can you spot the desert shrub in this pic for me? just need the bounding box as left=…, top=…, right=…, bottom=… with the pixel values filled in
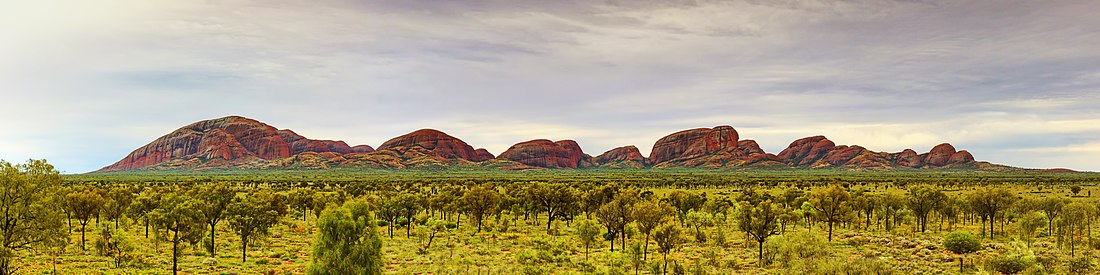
left=1068, top=257, right=1094, bottom=274
left=765, top=231, right=831, bottom=268
left=813, top=257, right=896, bottom=275
left=988, top=244, right=1037, bottom=275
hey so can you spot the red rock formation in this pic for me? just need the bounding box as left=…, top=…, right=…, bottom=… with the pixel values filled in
left=949, top=150, right=975, bottom=164
left=498, top=139, right=587, bottom=169
left=99, top=116, right=290, bottom=171
left=649, top=126, right=740, bottom=164
left=923, top=143, right=957, bottom=166
left=278, top=130, right=352, bottom=154
left=351, top=145, right=375, bottom=153
left=474, top=148, right=495, bottom=162
left=777, top=136, right=836, bottom=166
left=377, top=129, right=483, bottom=161
left=597, top=146, right=645, bottom=164
left=818, top=145, right=865, bottom=166
left=893, top=149, right=923, bottom=167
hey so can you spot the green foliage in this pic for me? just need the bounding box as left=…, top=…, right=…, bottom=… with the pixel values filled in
left=307, top=200, right=383, bottom=275
left=93, top=224, right=135, bottom=268
left=944, top=231, right=981, bottom=254
left=67, top=187, right=105, bottom=250
left=149, top=189, right=205, bottom=275
left=906, top=184, right=945, bottom=232
left=809, top=185, right=852, bottom=241
left=653, top=220, right=685, bottom=274
left=192, top=182, right=234, bottom=257
left=764, top=231, right=831, bottom=269
left=574, top=219, right=601, bottom=261
left=988, top=245, right=1037, bottom=275
left=738, top=200, right=781, bottom=265
left=227, top=191, right=281, bottom=262
left=0, top=159, right=67, bottom=275
left=462, top=184, right=500, bottom=233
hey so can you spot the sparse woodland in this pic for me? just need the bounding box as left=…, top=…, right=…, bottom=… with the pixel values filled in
left=4, top=159, right=1100, bottom=274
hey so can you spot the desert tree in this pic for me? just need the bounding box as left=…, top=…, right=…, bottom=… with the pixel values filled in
left=530, top=183, right=580, bottom=231
left=67, top=187, right=106, bottom=250
left=0, top=159, right=67, bottom=275
left=944, top=231, right=982, bottom=272
left=738, top=200, right=781, bottom=265
left=226, top=191, right=280, bottom=262
left=102, top=186, right=133, bottom=231
left=652, top=220, right=685, bottom=275
left=149, top=190, right=205, bottom=275
left=288, top=189, right=316, bottom=222
left=574, top=218, right=601, bottom=262
left=376, top=194, right=402, bottom=238
left=1070, top=185, right=1083, bottom=197
left=129, top=188, right=162, bottom=238
left=907, top=185, right=945, bottom=232
left=395, top=192, right=424, bottom=238
left=632, top=199, right=674, bottom=260
left=462, top=184, right=500, bottom=233
left=684, top=210, right=714, bottom=243
left=665, top=190, right=706, bottom=225
left=1017, top=211, right=1046, bottom=248
left=967, top=187, right=1017, bottom=239
left=596, top=200, right=628, bottom=252
left=810, top=185, right=852, bottom=241
left=1039, top=197, right=1068, bottom=238
left=193, top=182, right=235, bottom=257
left=1059, top=201, right=1096, bottom=257
left=307, top=199, right=383, bottom=275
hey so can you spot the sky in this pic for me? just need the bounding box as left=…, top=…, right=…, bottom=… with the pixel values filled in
left=2, top=0, right=1099, bottom=173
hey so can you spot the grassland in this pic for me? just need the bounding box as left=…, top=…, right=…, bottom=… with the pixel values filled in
left=16, top=169, right=1100, bottom=274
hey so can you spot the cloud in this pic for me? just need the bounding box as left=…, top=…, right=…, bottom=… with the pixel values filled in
left=1, top=0, right=1099, bottom=172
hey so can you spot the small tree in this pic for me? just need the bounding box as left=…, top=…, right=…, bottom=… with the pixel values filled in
left=738, top=200, right=780, bottom=265
left=652, top=220, right=684, bottom=275
left=462, top=184, right=500, bottom=233
left=944, top=231, right=981, bottom=272
left=810, top=185, right=852, bottom=241
left=530, top=183, right=580, bottom=232
left=67, top=188, right=106, bottom=250
left=0, top=159, right=67, bottom=275
left=1039, top=197, right=1067, bottom=238
left=307, top=199, right=383, bottom=275
left=395, top=192, right=424, bottom=238
left=597, top=201, right=627, bottom=252
left=1017, top=211, right=1045, bottom=248
left=684, top=210, right=714, bottom=243
left=632, top=200, right=674, bottom=260
left=907, top=185, right=945, bottom=232
left=129, top=188, right=161, bottom=238
left=93, top=224, right=135, bottom=268
left=1070, top=185, right=1083, bottom=197
left=226, top=192, right=280, bottom=262
left=967, top=188, right=1017, bottom=239
left=102, top=187, right=133, bottom=230
left=574, top=218, right=601, bottom=262
left=193, top=182, right=235, bottom=257
left=149, top=191, right=205, bottom=275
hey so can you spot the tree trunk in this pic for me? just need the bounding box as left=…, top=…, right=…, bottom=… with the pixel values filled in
left=172, top=231, right=179, bottom=275
left=758, top=240, right=764, bottom=266
left=241, top=235, right=248, bottom=263
left=80, top=223, right=87, bottom=250
left=210, top=223, right=217, bottom=257
left=643, top=235, right=650, bottom=261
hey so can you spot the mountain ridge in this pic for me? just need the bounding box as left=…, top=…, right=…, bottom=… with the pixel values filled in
left=97, top=116, right=1016, bottom=172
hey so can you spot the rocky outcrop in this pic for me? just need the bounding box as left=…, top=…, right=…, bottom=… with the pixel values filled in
left=350, top=145, right=375, bottom=153
left=99, top=116, right=292, bottom=171
left=596, top=146, right=646, bottom=168
left=892, top=149, right=923, bottom=167
left=377, top=129, right=483, bottom=161
left=278, top=130, right=353, bottom=154
left=498, top=139, right=589, bottom=169
left=474, top=148, right=495, bottom=162
left=649, top=126, right=740, bottom=163
left=98, top=117, right=992, bottom=172
left=777, top=136, right=836, bottom=166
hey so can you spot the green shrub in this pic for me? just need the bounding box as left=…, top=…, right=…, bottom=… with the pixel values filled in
left=764, top=231, right=831, bottom=268
left=1068, top=257, right=1094, bottom=274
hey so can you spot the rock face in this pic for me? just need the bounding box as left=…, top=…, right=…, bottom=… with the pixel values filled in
left=893, top=149, right=923, bottom=168
left=649, top=126, right=740, bottom=163
left=474, top=148, right=495, bottom=161
left=596, top=146, right=646, bottom=168
left=377, top=129, right=485, bottom=161
left=777, top=136, right=836, bottom=166
left=99, top=116, right=361, bottom=171
left=498, top=139, right=589, bottom=169
left=278, top=130, right=353, bottom=154
left=99, top=117, right=988, bottom=171
left=350, top=145, right=375, bottom=153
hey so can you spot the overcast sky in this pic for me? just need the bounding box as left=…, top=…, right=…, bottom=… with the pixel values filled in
left=2, top=0, right=1099, bottom=173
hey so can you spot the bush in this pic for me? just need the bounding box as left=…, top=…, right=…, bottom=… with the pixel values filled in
left=764, top=231, right=831, bottom=268
left=1068, top=257, right=1094, bottom=274
left=943, top=231, right=981, bottom=254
